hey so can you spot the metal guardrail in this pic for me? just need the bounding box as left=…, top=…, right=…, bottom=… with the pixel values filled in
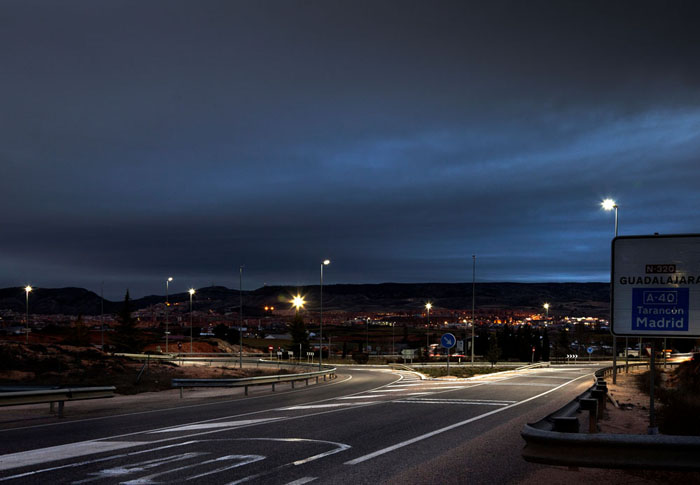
left=0, top=386, right=116, bottom=418
left=521, top=362, right=700, bottom=470
left=172, top=367, right=337, bottom=398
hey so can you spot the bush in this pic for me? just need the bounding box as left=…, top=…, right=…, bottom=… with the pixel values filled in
left=352, top=352, right=369, bottom=364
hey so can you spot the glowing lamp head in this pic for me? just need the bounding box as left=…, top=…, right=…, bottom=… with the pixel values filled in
left=543, top=303, right=550, bottom=310
left=323, top=259, right=330, bottom=266
left=167, top=277, right=173, bottom=282
left=25, top=285, right=33, bottom=294
left=425, top=302, right=432, bottom=311
left=292, top=295, right=305, bottom=310
left=601, top=198, right=617, bottom=211
left=188, top=288, right=195, bottom=296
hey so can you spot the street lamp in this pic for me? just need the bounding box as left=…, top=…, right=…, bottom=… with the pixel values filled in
left=320, top=259, right=330, bottom=370
left=165, top=277, right=173, bottom=353
left=292, top=294, right=305, bottom=311
left=602, top=198, right=619, bottom=383
left=188, top=288, right=195, bottom=353
left=24, top=285, right=32, bottom=344
left=425, top=302, right=432, bottom=355
left=543, top=303, right=550, bottom=319
left=239, top=265, right=244, bottom=369
left=601, top=198, right=619, bottom=237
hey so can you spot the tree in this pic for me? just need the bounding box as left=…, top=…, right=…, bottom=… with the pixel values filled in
left=65, top=314, right=91, bottom=347
left=287, top=312, right=309, bottom=354
left=486, top=334, right=501, bottom=368
left=111, top=290, right=145, bottom=353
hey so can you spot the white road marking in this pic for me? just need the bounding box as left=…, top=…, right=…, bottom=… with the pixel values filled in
left=336, top=395, right=385, bottom=399
left=366, top=389, right=407, bottom=392
left=73, top=452, right=206, bottom=484
left=0, top=373, right=355, bottom=434
left=284, top=477, right=317, bottom=485
left=344, top=373, right=592, bottom=465
left=0, top=441, right=148, bottom=472
left=150, top=418, right=284, bottom=433
left=279, top=403, right=377, bottom=410
left=394, top=399, right=511, bottom=406
left=483, top=382, right=558, bottom=387
left=0, top=441, right=199, bottom=481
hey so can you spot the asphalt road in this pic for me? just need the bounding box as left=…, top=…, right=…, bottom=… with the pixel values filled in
left=0, top=365, right=599, bottom=484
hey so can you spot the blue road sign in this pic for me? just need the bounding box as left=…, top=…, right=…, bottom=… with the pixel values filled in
left=440, top=333, right=456, bottom=349
left=587, top=347, right=593, bottom=354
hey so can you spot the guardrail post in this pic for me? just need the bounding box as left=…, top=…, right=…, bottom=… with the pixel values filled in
left=245, top=385, right=248, bottom=396
left=591, top=389, right=606, bottom=416
left=57, top=401, right=64, bottom=418
left=291, top=381, right=295, bottom=389
left=305, top=379, right=309, bottom=386
left=324, top=375, right=327, bottom=381
left=580, top=398, right=599, bottom=433
left=316, top=376, right=319, bottom=384
left=272, top=383, right=276, bottom=392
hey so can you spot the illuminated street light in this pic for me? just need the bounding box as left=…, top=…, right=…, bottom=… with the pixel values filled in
left=320, top=259, right=330, bottom=370
left=601, top=198, right=619, bottom=383
left=24, top=285, right=32, bottom=344
left=601, top=198, right=619, bottom=237
left=189, top=288, right=196, bottom=353
left=292, top=295, right=305, bottom=311
left=425, top=302, right=432, bottom=354
left=543, top=302, right=550, bottom=319
left=165, top=277, right=173, bottom=353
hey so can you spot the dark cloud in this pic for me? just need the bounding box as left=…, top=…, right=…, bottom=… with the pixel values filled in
left=2, top=0, right=700, bottom=298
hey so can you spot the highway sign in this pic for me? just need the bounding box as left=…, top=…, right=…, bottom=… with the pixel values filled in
left=440, top=333, right=456, bottom=349
left=587, top=347, right=593, bottom=354
left=401, top=349, right=416, bottom=358
left=612, top=234, right=700, bottom=337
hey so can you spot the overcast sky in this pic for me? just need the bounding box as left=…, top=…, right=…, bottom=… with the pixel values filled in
left=2, top=0, right=700, bottom=299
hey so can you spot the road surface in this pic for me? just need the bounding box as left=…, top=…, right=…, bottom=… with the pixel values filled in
left=0, top=364, right=598, bottom=484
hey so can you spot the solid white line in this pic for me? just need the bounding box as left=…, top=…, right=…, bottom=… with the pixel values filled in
left=150, top=418, right=285, bottom=433
left=344, top=373, right=592, bottom=465
left=0, top=372, right=355, bottom=433
left=285, top=477, right=317, bottom=485
left=279, top=403, right=377, bottom=410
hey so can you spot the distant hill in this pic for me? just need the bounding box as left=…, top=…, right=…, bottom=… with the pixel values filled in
left=0, top=282, right=610, bottom=317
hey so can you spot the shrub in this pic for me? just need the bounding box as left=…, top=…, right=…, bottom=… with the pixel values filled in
left=352, top=352, right=369, bottom=364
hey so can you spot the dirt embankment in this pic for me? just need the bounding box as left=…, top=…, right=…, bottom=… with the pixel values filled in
left=0, top=342, right=288, bottom=395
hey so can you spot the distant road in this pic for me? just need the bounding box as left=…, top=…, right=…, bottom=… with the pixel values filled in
left=0, top=365, right=598, bottom=484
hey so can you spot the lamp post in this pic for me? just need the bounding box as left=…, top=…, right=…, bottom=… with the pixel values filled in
left=543, top=303, right=550, bottom=320
left=165, top=277, right=173, bottom=353
left=425, top=302, right=432, bottom=355
left=239, top=265, right=244, bottom=369
left=24, top=285, right=32, bottom=344
left=188, top=288, right=195, bottom=353
left=471, top=254, right=476, bottom=364
left=602, top=198, right=619, bottom=383
left=100, top=281, right=105, bottom=349
left=320, top=259, right=330, bottom=370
